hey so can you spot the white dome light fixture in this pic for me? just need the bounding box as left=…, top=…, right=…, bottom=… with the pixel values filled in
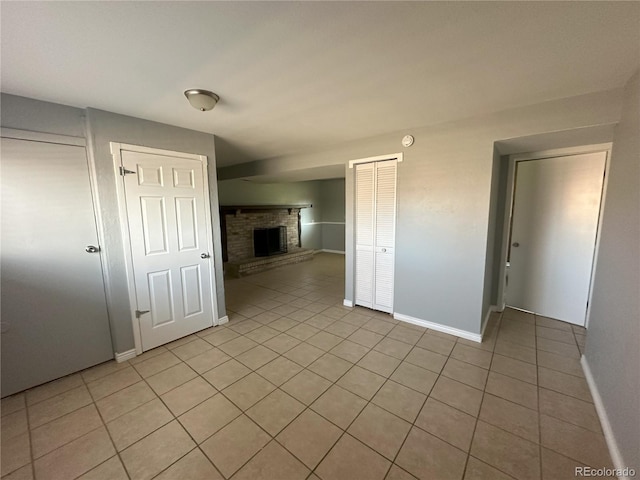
left=184, top=89, right=220, bottom=111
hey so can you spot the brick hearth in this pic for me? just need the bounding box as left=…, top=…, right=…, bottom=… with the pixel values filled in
left=220, top=206, right=314, bottom=277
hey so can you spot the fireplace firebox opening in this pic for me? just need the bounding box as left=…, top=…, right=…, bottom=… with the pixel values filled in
left=253, top=226, right=288, bottom=257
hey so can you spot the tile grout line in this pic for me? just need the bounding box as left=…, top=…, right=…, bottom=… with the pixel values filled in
left=82, top=349, right=205, bottom=478
left=241, top=309, right=489, bottom=477
left=493, top=311, right=606, bottom=475
left=24, top=390, right=36, bottom=479
left=379, top=328, right=446, bottom=480
left=305, top=335, right=400, bottom=479
left=469, top=314, right=522, bottom=480
left=79, top=366, right=132, bottom=480
left=477, top=311, right=539, bottom=480
left=536, top=312, right=544, bottom=480
left=4, top=265, right=337, bottom=478
left=460, top=311, right=499, bottom=480
left=25, top=384, right=116, bottom=478
left=10, top=284, right=599, bottom=480
left=469, top=312, right=534, bottom=480
left=228, top=270, right=604, bottom=476
left=354, top=325, right=473, bottom=476
left=125, top=357, right=225, bottom=480
left=209, top=318, right=398, bottom=478
left=167, top=317, right=337, bottom=477
left=183, top=320, right=359, bottom=477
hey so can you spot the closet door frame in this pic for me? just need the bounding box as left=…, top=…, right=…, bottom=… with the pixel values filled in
left=346, top=152, right=403, bottom=312
left=0, top=128, right=115, bottom=395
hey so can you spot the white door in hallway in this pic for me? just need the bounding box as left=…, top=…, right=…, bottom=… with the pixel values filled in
left=507, top=152, right=606, bottom=325
left=118, top=148, right=216, bottom=351
left=355, top=160, right=397, bottom=313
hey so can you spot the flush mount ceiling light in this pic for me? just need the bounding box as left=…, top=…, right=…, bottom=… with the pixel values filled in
left=184, top=89, right=220, bottom=111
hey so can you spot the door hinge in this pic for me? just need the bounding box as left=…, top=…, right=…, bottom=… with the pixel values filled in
left=119, top=166, right=136, bottom=176
left=135, top=310, right=149, bottom=319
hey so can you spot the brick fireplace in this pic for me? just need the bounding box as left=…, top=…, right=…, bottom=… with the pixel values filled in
left=220, top=206, right=308, bottom=263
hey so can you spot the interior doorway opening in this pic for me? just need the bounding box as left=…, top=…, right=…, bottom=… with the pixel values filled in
left=497, top=144, right=611, bottom=327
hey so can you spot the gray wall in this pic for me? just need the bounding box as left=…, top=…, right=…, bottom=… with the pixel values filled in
left=319, top=178, right=346, bottom=221
left=490, top=154, right=510, bottom=308
left=585, top=72, right=639, bottom=470
left=1, top=94, right=226, bottom=355
left=1, top=93, right=85, bottom=137
left=217, top=179, right=322, bottom=250
left=318, top=178, right=346, bottom=252
left=217, top=178, right=321, bottom=209
left=480, top=147, right=503, bottom=328
left=219, top=88, right=623, bottom=334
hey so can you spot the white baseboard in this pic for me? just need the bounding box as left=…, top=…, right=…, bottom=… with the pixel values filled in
left=581, top=356, right=629, bottom=478
left=393, top=312, right=482, bottom=343
left=481, top=305, right=498, bottom=339
left=320, top=249, right=345, bottom=254
left=115, top=349, right=136, bottom=363
left=217, top=315, right=229, bottom=326
left=505, top=305, right=535, bottom=314
left=343, top=299, right=354, bottom=308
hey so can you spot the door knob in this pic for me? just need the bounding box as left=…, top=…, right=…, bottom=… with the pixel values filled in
left=381, top=248, right=387, bottom=253
left=200, top=253, right=210, bottom=259
left=512, top=242, right=520, bottom=248
left=85, top=245, right=100, bottom=253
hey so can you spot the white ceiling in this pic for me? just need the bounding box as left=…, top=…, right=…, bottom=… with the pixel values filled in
left=2, top=2, right=639, bottom=168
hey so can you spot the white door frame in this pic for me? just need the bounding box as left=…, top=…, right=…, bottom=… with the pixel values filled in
left=496, top=143, right=611, bottom=328
left=110, top=142, right=220, bottom=354
left=346, top=152, right=402, bottom=310
left=2, top=128, right=117, bottom=358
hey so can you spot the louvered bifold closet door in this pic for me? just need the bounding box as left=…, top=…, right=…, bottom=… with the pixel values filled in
left=373, top=160, right=397, bottom=312
left=355, top=163, right=375, bottom=308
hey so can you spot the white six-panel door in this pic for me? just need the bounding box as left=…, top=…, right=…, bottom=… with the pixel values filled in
left=120, top=150, right=215, bottom=350
left=355, top=160, right=397, bottom=313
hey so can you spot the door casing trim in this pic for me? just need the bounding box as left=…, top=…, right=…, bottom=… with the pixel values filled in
left=115, top=349, right=137, bottom=363
left=2, top=128, right=117, bottom=360
left=345, top=153, right=403, bottom=310
left=110, top=142, right=219, bottom=355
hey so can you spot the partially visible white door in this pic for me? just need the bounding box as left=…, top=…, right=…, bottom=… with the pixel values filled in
left=120, top=150, right=215, bottom=350
left=507, top=152, right=606, bottom=325
left=1, top=137, right=113, bottom=396
left=355, top=160, right=397, bottom=313
left=355, top=163, right=375, bottom=309
left=373, top=161, right=397, bottom=312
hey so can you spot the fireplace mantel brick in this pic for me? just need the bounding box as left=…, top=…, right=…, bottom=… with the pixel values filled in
left=225, top=208, right=301, bottom=263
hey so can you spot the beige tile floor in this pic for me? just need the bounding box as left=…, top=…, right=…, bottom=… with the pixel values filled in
left=1, top=253, right=614, bottom=480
